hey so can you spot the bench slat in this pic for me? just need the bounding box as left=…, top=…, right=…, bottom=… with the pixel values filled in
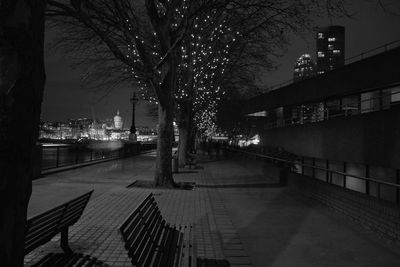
left=137, top=214, right=164, bottom=266
left=153, top=224, right=172, bottom=267
left=120, top=193, right=153, bottom=231
left=26, top=206, right=65, bottom=229
left=25, top=213, right=64, bottom=241
left=123, top=198, right=155, bottom=245
left=25, top=200, right=87, bottom=243
left=165, top=227, right=181, bottom=267
left=58, top=204, right=89, bottom=227
left=25, top=229, right=61, bottom=254
left=174, top=226, right=185, bottom=267
left=27, top=192, right=92, bottom=225
left=132, top=210, right=162, bottom=264
left=128, top=203, right=159, bottom=258
left=142, top=219, right=166, bottom=267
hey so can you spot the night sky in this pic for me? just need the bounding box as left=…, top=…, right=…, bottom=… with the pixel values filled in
left=41, top=2, right=400, bottom=128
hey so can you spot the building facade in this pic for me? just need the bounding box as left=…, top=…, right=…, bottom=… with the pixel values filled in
left=316, top=25, right=345, bottom=74
left=293, top=53, right=317, bottom=82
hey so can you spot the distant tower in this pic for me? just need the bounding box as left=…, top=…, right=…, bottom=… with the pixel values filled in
left=293, top=54, right=316, bottom=82
left=114, top=110, right=123, bottom=129
left=316, top=25, right=345, bottom=74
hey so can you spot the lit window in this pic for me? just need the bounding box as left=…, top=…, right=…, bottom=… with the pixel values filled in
left=328, top=44, right=334, bottom=50
left=318, top=33, right=324, bottom=39
left=328, top=37, right=336, bottom=42
left=333, top=49, right=340, bottom=54
left=318, top=51, right=325, bottom=57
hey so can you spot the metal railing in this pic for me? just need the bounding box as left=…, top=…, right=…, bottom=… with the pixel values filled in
left=249, top=83, right=400, bottom=130
left=40, top=142, right=155, bottom=171
left=41, top=145, right=120, bottom=170
left=226, top=147, right=400, bottom=205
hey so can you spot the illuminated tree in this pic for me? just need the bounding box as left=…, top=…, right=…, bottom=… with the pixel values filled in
left=174, top=10, right=234, bottom=165
left=47, top=0, right=206, bottom=187
left=174, top=0, right=352, bottom=165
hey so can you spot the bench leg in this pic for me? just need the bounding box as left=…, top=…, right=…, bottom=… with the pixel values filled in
left=61, top=227, right=73, bottom=254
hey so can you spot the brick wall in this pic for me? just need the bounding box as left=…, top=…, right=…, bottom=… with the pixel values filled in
left=289, top=173, right=400, bottom=242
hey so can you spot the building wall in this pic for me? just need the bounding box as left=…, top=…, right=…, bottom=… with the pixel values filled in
left=260, top=105, right=400, bottom=170
left=244, top=47, right=400, bottom=115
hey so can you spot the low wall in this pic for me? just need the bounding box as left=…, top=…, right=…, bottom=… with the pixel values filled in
left=289, top=173, right=400, bottom=242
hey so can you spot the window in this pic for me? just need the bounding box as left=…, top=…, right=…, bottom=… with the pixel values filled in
left=317, top=51, right=325, bottom=57
left=246, top=111, right=267, bottom=117
left=333, top=49, right=340, bottom=54
left=328, top=44, right=334, bottom=50
left=391, top=85, right=400, bottom=103
left=318, top=32, right=324, bottom=39
left=328, top=37, right=336, bottom=42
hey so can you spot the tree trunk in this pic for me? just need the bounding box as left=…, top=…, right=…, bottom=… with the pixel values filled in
left=0, top=1, right=46, bottom=265
left=154, top=54, right=177, bottom=187
left=177, top=100, right=193, bottom=167
left=178, top=126, right=188, bottom=167
left=155, top=100, right=175, bottom=187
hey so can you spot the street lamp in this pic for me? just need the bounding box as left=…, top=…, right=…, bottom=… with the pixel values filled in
left=130, top=92, right=139, bottom=141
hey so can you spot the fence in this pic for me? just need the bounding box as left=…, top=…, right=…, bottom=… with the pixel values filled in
left=39, top=142, right=156, bottom=171
left=226, top=147, right=400, bottom=205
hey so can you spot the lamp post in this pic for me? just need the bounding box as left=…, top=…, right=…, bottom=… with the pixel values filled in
left=130, top=92, right=139, bottom=141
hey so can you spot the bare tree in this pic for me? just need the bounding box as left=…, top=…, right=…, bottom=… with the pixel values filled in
left=47, top=0, right=206, bottom=187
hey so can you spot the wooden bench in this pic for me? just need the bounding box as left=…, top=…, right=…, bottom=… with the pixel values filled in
left=24, top=190, right=104, bottom=266
left=119, top=193, right=196, bottom=267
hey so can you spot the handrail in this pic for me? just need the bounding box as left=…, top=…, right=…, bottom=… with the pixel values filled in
left=226, top=147, right=400, bottom=189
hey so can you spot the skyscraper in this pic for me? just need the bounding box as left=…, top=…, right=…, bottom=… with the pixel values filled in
left=293, top=54, right=316, bottom=82
left=316, top=25, right=345, bottom=74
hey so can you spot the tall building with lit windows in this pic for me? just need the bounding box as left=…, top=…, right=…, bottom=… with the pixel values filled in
left=316, top=25, right=345, bottom=74
left=293, top=54, right=316, bottom=82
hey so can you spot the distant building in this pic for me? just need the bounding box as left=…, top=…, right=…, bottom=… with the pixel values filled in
left=316, top=25, right=345, bottom=74
left=40, top=110, right=131, bottom=141
left=114, top=110, right=123, bottom=130
left=68, top=118, right=93, bottom=139
left=293, top=54, right=316, bottom=82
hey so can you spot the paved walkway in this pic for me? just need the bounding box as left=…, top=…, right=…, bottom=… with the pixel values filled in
left=25, top=152, right=400, bottom=266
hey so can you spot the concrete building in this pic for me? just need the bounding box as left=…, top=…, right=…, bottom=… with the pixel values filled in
left=316, top=25, right=345, bottom=74
left=242, top=45, right=400, bottom=199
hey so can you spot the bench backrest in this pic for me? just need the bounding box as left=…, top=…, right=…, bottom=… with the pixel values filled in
left=24, top=190, right=93, bottom=255
left=119, top=193, right=183, bottom=266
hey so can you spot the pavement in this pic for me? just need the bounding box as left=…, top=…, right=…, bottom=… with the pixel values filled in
left=25, top=151, right=400, bottom=266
